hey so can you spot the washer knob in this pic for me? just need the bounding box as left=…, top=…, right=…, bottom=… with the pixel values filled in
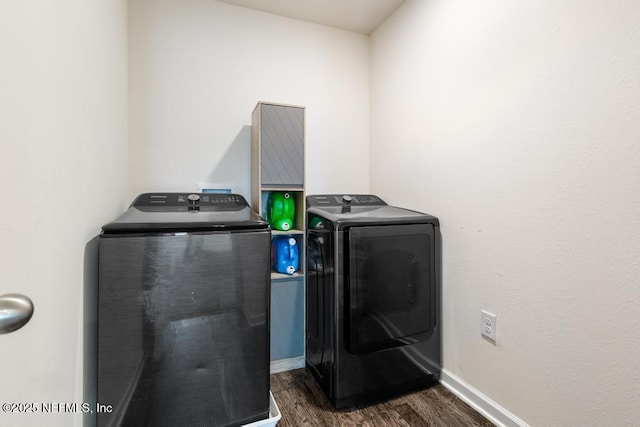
left=187, top=194, right=200, bottom=204
left=342, top=195, right=353, bottom=204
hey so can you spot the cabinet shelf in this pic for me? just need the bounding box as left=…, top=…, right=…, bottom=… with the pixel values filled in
left=271, top=271, right=304, bottom=280
left=271, top=229, right=304, bottom=235
left=261, top=186, right=303, bottom=192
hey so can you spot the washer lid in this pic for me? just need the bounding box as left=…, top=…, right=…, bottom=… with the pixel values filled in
left=102, top=193, right=268, bottom=233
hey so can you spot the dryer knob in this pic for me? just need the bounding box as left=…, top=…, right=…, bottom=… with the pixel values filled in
left=188, top=194, right=201, bottom=204
left=342, top=195, right=353, bottom=204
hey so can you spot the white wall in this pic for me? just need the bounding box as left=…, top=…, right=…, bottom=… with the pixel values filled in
left=371, top=1, right=640, bottom=425
left=128, top=0, right=370, bottom=201
left=0, top=0, right=128, bottom=426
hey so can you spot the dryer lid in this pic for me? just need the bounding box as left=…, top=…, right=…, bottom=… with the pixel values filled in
left=306, top=194, right=439, bottom=227
left=307, top=194, right=387, bottom=208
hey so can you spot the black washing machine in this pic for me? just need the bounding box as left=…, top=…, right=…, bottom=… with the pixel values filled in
left=306, top=194, right=441, bottom=409
left=97, top=193, right=271, bottom=426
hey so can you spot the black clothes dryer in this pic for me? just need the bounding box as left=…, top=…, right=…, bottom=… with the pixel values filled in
left=306, top=194, right=441, bottom=409
left=97, top=193, right=270, bottom=426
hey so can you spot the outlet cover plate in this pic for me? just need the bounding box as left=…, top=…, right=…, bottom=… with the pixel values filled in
left=481, top=310, right=497, bottom=341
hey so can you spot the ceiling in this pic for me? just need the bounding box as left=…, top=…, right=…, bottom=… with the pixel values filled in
left=215, top=0, right=406, bottom=35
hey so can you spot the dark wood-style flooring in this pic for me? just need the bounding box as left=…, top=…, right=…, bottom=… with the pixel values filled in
left=271, top=369, right=493, bottom=426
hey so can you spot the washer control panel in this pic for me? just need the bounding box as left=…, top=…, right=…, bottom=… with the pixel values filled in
left=132, top=193, right=247, bottom=211
left=306, top=194, right=387, bottom=207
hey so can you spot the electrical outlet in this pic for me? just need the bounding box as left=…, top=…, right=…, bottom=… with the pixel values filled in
left=481, top=310, right=497, bottom=341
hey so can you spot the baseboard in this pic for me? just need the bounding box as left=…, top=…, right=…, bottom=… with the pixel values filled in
left=270, top=356, right=305, bottom=374
left=440, top=369, right=529, bottom=427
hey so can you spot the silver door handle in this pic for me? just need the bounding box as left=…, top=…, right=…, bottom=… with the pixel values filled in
left=0, top=294, right=34, bottom=334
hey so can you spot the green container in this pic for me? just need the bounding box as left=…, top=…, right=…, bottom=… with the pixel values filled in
left=267, top=192, right=295, bottom=231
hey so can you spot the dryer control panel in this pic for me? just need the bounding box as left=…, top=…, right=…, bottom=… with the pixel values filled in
left=306, top=194, right=387, bottom=208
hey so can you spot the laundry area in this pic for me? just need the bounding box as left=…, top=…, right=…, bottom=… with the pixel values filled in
left=2, top=1, right=640, bottom=427
left=93, top=99, right=445, bottom=426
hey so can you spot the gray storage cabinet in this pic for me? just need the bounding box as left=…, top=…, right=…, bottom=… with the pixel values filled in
left=259, top=104, right=304, bottom=187
left=252, top=102, right=306, bottom=370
